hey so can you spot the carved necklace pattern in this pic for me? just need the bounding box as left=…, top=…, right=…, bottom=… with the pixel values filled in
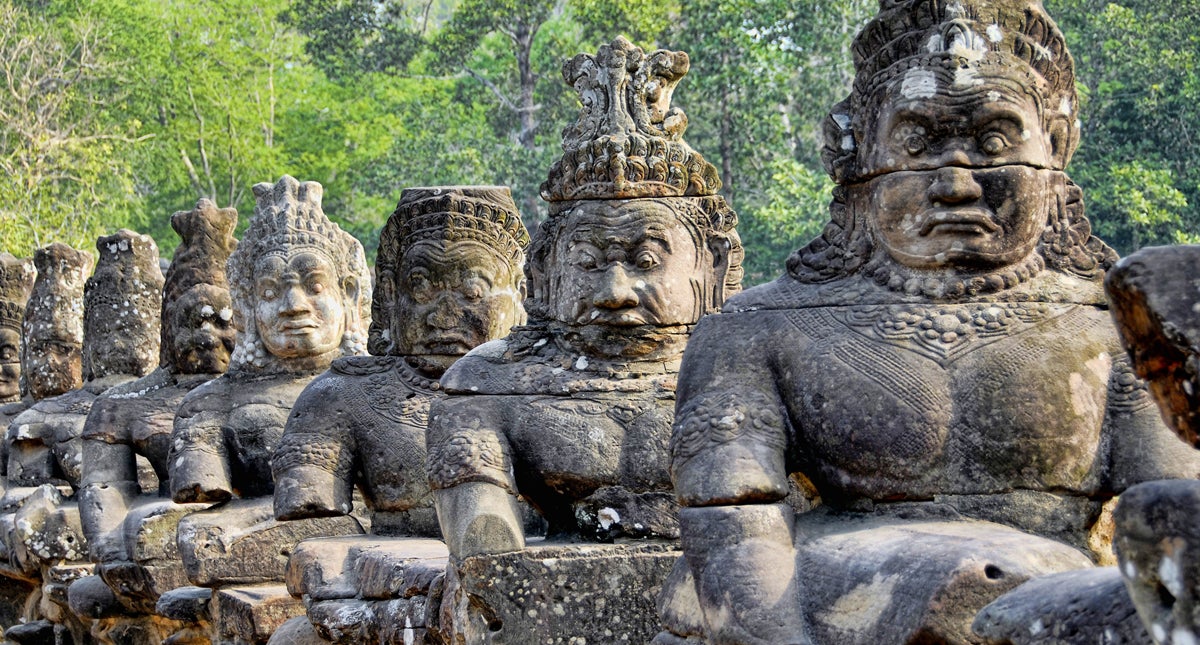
left=834, top=301, right=1058, bottom=363
left=359, top=358, right=441, bottom=426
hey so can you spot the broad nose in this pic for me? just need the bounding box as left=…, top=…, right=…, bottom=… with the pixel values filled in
left=426, top=294, right=460, bottom=329
left=928, top=166, right=983, bottom=205
left=279, top=285, right=312, bottom=315
left=593, top=265, right=639, bottom=310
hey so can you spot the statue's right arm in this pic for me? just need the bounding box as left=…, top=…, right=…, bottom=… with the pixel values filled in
left=78, top=397, right=139, bottom=560
left=426, top=397, right=523, bottom=559
left=168, top=386, right=232, bottom=504
left=272, top=373, right=356, bottom=520
left=670, top=315, right=812, bottom=645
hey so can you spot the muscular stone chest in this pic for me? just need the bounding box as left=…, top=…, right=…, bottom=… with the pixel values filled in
left=505, top=391, right=675, bottom=499
left=778, top=302, right=1118, bottom=500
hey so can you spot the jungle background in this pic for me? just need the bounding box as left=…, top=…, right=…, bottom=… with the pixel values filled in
left=1, top=0, right=1196, bottom=284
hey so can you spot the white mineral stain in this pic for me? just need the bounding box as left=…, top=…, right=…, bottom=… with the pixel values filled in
left=901, top=68, right=938, bottom=99
left=1030, top=619, right=1045, bottom=636
left=818, top=573, right=900, bottom=632
left=987, top=24, right=1004, bottom=42
left=1160, top=553, right=1184, bottom=598
left=575, top=356, right=589, bottom=370
left=597, top=507, right=620, bottom=530
left=201, top=305, right=215, bottom=317
left=1060, top=97, right=1073, bottom=116
left=1154, top=624, right=1167, bottom=643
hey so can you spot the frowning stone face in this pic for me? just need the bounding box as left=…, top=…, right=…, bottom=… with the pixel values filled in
left=392, top=240, right=522, bottom=358
left=0, top=327, right=21, bottom=401
left=168, top=284, right=235, bottom=375
left=253, top=251, right=347, bottom=360
left=549, top=200, right=701, bottom=328
left=860, top=75, right=1055, bottom=270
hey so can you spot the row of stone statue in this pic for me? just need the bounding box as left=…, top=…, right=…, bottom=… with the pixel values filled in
left=3, top=1, right=1200, bottom=644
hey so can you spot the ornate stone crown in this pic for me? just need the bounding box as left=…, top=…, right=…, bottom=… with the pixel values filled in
left=0, top=253, right=35, bottom=333
left=823, top=0, right=1079, bottom=183
left=540, top=36, right=720, bottom=202
left=84, top=229, right=164, bottom=378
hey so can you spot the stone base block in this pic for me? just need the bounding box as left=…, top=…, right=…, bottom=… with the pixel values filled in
left=215, top=584, right=303, bottom=645
left=973, top=567, right=1149, bottom=644
left=178, top=498, right=363, bottom=587
left=442, top=541, right=679, bottom=645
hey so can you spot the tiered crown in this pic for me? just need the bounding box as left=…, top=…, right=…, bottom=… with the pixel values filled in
left=541, top=37, right=720, bottom=202
left=823, top=0, right=1078, bottom=182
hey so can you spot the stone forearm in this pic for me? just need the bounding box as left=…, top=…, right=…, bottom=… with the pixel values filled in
left=435, top=482, right=524, bottom=559
left=169, top=421, right=231, bottom=503
left=680, top=503, right=810, bottom=645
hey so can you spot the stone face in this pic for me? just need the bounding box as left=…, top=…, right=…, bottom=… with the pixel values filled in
left=974, top=567, right=1150, bottom=644
left=661, top=2, right=1200, bottom=644
left=0, top=253, right=35, bottom=408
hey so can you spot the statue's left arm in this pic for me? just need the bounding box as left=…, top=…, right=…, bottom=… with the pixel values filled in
left=78, top=397, right=139, bottom=561
left=272, top=373, right=357, bottom=520
left=1106, top=353, right=1200, bottom=489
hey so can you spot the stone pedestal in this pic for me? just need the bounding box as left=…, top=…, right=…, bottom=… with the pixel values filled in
left=215, top=585, right=301, bottom=645
left=442, top=541, right=679, bottom=645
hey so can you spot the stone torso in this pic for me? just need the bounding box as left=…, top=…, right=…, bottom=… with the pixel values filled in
left=174, top=371, right=314, bottom=499
left=433, top=330, right=681, bottom=539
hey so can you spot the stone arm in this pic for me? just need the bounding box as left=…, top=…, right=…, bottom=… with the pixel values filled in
left=426, top=397, right=524, bottom=559
left=169, top=388, right=232, bottom=504
left=78, top=397, right=139, bottom=561
left=670, top=315, right=811, bottom=645
left=272, top=373, right=357, bottom=520
left=5, top=406, right=57, bottom=486
left=1106, top=352, right=1200, bottom=490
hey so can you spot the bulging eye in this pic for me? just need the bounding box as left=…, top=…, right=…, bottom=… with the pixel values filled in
left=575, top=253, right=598, bottom=270
left=309, top=282, right=324, bottom=294
left=462, top=279, right=486, bottom=301
left=261, top=288, right=276, bottom=300
left=635, top=251, right=660, bottom=270
left=904, top=134, right=926, bottom=155
left=981, top=134, right=1008, bottom=155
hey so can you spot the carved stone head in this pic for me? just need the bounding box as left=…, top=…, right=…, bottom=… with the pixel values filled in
left=83, top=230, right=164, bottom=381
left=23, top=243, right=93, bottom=400
left=372, top=186, right=529, bottom=361
left=226, top=175, right=370, bottom=373
left=791, top=0, right=1114, bottom=298
left=532, top=37, right=742, bottom=332
left=0, top=254, right=35, bottom=402
left=162, top=199, right=238, bottom=375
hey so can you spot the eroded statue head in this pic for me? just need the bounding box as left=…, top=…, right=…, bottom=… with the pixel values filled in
left=162, top=199, right=239, bottom=374
left=372, top=186, right=529, bottom=360
left=226, top=176, right=370, bottom=372
left=0, top=254, right=35, bottom=402
left=791, top=0, right=1114, bottom=297
left=532, top=37, right=742, bottom=330
left=23, top=243, right=93, bottom=399
left=83, top=230, right=164, bottom=381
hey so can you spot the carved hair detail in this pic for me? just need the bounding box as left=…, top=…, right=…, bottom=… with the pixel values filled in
left=227, top=175, right=371, bottom=371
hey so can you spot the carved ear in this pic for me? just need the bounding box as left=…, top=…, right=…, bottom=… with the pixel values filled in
left=707, top=235, right=732, bottom=311
left=1047, top=116, right=1078, bottom=169
left=342, top=276, right=361, bottom=324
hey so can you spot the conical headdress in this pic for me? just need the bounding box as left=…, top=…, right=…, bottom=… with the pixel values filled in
left=161, top=199, right=238, bottom=365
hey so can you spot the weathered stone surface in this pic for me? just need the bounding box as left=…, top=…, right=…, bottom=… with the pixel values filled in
left=974, top=567, right=1150, bottom=644
left=264, top=616, right=327, bottom=645
left=1107, top=245, right=1200, bottom=446
left=441, top=542, right=678, bottom=644
left=660, top=1, right=1200, bottom=643
left=285, top=536, right=446, bottom=601
left=0, top=253, right=34, bottom=412
left=215, top=584, right=303, bottom=645
left=178, top=498, right=363, bottom=587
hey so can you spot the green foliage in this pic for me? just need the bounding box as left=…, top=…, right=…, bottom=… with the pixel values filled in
left=1048, top=0, right=1200, bottom=253
left=0, top=1, right=146, bottom=257
left=739, top=159, right=832, bottom=284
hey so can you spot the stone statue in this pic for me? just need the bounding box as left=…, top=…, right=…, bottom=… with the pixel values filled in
left=657, top=2, right=1200, bottom=644
left=3, top=232, right=161, bottom=645
left=4, top=243, right=92, bottom=489
left=7, top=231, right=162, bottom=491
left=162, top=176, right=369, bottom=643
left=68, top=199, right=238, bottom=642
left=268, top=185, right=529, bottom=644
left=425, top=37, right=741, bottom=643
left=0, top=254, right=36, bottom=469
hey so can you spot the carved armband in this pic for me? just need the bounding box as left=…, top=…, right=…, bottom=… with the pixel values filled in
left=426, top=430, right=514, bottom=494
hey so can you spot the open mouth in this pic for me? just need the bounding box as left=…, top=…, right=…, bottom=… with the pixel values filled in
left=919, top=210, right=1000, bottom=236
